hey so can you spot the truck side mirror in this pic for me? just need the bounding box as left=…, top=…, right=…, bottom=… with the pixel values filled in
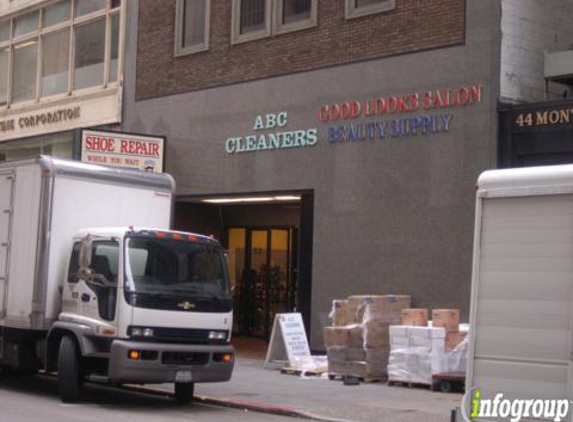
left=79, top=236, right=93, bottom=268
left=77, top=266, right=95, bottom=283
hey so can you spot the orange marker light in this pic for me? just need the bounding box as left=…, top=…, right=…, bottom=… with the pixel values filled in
left=156, top=231, right=167, bottom=238
left=187, top=235, right=198, bottom=242
left=129, top=350, right=140, bottom=360
left=173, top=233, right=183, bottom=240
left=222, top=354, right=232, bottom=363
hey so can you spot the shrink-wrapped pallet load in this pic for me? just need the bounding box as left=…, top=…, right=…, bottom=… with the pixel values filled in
left=325, top=295, right=411, bottom=380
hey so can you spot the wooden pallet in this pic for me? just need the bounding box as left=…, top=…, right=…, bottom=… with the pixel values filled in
left=328, top=373, right=387, bottom=384
left=280, top=367, right=326, bottom=377
left=387, top=379, right=432, bottom=389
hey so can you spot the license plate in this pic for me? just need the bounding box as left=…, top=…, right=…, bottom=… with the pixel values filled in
left=175, top=371, right=193, bottom=383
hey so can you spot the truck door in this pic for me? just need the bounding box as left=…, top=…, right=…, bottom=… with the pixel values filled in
left=0, top=172, right=14, bottom=317
left=67, top=240, right=120, bottom=324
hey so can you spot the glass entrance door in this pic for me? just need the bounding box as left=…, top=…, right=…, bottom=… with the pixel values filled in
left=227, top=227, right=297, bottom=338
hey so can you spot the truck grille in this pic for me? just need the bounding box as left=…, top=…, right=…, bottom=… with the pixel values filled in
left=162, top=352, right=210, bottom=366
left=153, top=327, right=228, bottom=345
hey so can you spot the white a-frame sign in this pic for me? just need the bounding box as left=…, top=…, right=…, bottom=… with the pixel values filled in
left=264, top=313, right=312, bottom=370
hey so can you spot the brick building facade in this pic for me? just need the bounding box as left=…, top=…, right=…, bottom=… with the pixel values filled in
left=136, top=0, right=465, bottom=99
left=114, top=0, right=572, bottom=350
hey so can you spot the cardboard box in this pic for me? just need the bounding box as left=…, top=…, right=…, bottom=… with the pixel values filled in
left=389, top=336, right=410, bottom=350
left=346, top=295, right=370, bottom=324
left=324, top=325, right=363, bottom=348
left=346, top=361, right=387, bottom=378
left=324, top=327, right=344, bottom=348
left=401, top=308, right=429, bottom=326
left=432, top=309, right=460, bottom=333
left=365, top=348, right=390, bottom=364
left=363, top=320, right=390, bottom=348
left=359, top=295, right=412, bottom=323
left=326, top=346, right=347, bottom=362
left=409, top=326, right=446, bottom=339
left=347, top=347, right=367, bottom=362
left=445, top=331, right=468, bottom=351
left=410, top=336, right=446, bottom=353
left=389, top=325, right=410, bottom=337
left=330, top=300, right=348, bottom=326
left=328, top=360, right=349, bottom=374
left=327, top=347, right=367, bottom=362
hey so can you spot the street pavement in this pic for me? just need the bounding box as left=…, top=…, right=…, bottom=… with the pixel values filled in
left=157, top=358, right=463, bottom=422
left=0, top=373, right=297, bottom=422
left=0, top=358, right=463, bottom=422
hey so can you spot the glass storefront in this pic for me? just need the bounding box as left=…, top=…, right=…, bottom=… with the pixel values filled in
left=0, top=131, right=73, bottom=161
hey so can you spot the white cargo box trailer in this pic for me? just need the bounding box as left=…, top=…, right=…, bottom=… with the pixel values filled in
left=466, top=165, right=573, bottom=420
left=0, top=156, right=235, bottom=403
left=0, top=156, right=173, bottom=330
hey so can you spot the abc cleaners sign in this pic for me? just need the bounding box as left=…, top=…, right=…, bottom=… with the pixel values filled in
left=224, top=112, right=318, bottom=154
left=81, top=129, right=165, bottom=173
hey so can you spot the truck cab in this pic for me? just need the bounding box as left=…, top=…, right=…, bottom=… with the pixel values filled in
left=50, top=226, right=234, bottom=403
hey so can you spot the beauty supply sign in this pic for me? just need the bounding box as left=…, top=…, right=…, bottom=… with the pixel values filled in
left=81, top=129, right=165, bottom=173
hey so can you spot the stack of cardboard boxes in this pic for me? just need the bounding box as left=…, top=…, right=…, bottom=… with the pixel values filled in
left=387, top=325, right=446, bottom=384
left=433, top=309, right=467, bottom=351
left=324, top=295, right=411, bottom=379
left=387, top=308, right=468, bottom=385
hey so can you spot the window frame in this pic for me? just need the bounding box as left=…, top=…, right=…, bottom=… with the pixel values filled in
left=231, top=0, right=272, bottom=45
left=274, top=0, right=317, bottom=36
left=0, top=0, right=124, bottom=111
left=345, top=0, right=396, bottom=20
left=174, top=0, right=211, bottom=57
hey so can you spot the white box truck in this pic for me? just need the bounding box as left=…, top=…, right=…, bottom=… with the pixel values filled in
left=465, top=165, right=573, bottom=421
left=0, top=156, right=234, bottom=403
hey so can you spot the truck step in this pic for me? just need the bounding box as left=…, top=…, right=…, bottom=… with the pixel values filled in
left=87, top=374, right=110, bottom=384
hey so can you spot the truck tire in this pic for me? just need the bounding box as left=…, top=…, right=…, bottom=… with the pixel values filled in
left=57, top=336, right=84, bottom=403
left=174, top=382, right=195, bottom=404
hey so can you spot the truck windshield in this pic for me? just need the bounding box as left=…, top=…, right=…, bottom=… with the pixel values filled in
left=125, top=236, right=229, bottom=299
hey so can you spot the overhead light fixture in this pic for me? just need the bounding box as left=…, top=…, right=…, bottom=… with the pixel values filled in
left=201, top=195, right=301, bottom=204
left=274, top=196, right=301, bottom=201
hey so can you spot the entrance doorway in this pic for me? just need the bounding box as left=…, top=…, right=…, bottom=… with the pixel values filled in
left=228, top=227, right=298, bottom=338
left=172, top=192, right=314, bottom=344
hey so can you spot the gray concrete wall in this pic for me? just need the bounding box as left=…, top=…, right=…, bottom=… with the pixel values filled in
left=501, top=0, right=573, bottom=103
left=120, top=0, right=502, bottom=350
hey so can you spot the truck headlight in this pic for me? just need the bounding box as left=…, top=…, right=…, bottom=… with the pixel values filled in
left=129, top=326, right=154, bottom=338
left=208, top=331, right=227, bottom=340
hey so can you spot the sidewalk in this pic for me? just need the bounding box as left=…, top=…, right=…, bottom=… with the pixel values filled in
left=150, top=357, right=462, bottom=422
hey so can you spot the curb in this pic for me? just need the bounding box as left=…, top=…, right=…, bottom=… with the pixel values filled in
left=124, top=385, right=356, bottom=422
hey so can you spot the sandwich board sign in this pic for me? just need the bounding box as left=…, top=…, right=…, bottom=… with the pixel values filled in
left=264, top=313, right=312, bottom=370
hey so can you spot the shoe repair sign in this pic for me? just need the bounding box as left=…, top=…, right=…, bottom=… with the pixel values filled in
left=81, top=129, right=165, bottom=173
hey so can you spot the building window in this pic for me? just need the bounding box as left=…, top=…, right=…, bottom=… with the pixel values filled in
left=232, top=0, right=316, bottom=44
left=74, top=19, right=106, bottom=90
left=42, top=29, right=70, bottom=96
left=0, top=0, right=122, bottom=109
left=174, top=0, right=210, bottom=56
left=345, top=0, right=395, bottom=20
left=12, top=41, right=38, bottom=104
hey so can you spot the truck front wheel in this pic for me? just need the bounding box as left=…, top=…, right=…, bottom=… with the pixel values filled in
left=57, top=336, right=84, bottom=403
left=174, top=382, right=195, bottom=404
